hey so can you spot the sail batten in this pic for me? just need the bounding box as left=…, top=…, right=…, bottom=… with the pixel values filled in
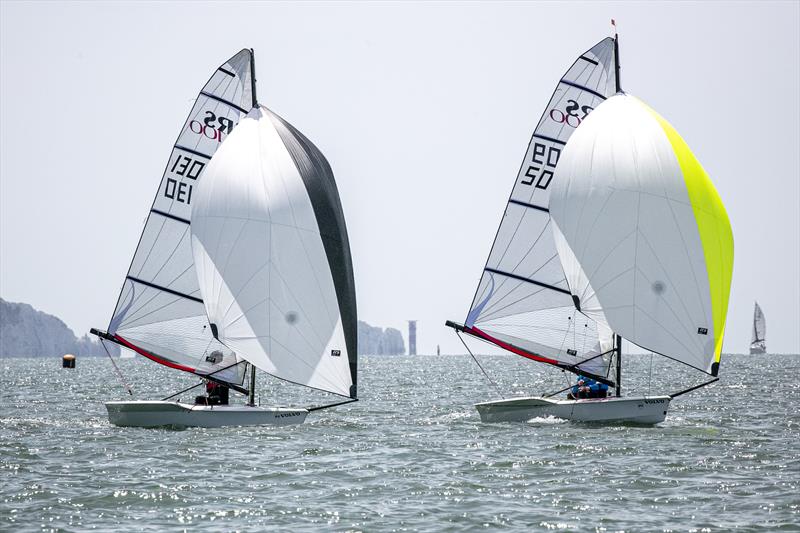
left=559, top=79, right=607, bottom=100
left=507, top=199, right=550, bottom=212
left=125, top=276, right=203, bottom=303
left=174, top=145, right=212, bottom=160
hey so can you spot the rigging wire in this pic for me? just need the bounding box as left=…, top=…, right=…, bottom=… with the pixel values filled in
left=456, top=331, right=505, bottom=400
left=648, top=352, right=654, bottom=396
left=101, top=339, right=133, bottom=396
left=558, top=312, right=578, bottom=415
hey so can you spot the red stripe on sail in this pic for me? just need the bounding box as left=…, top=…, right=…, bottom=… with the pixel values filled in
left=114, top=334, right=197, bottom=373
left=467, top=326, right=561, bottom=366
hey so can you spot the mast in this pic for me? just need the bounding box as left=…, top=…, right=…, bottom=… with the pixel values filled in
left=615, top=334, right=622, bottom=396
left=612, top=19, right=622, bottom=394
left=613, top=21, right=622, bottom=93
left=250, top=48, right=258, bottom=108
left=247, top=364, right=256, bottom=406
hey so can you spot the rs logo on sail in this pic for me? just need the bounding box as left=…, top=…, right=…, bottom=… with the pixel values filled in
left=549, top=99, right=594, bottom=128
left=189, top=110, right=236, bottom=143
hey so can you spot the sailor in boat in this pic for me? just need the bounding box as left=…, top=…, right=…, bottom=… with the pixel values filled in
left=568, top=376, right=609, bottom=400
left=208, top=381, right=229, bottom=405
left=195, top=380, right=230, bottom=406
left=567, top=377, right=585, bottom=400
left=590, top=379, right=609, bottom=399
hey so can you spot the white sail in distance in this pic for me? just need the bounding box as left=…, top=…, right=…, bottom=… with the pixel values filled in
left=105, top=50, right=255, bottom=387
left=750, top=302, right=766, bottom=354
left=550, top=94, right=734, bottom=376
left=460, top=38, right=618, bottom=380
left=190, top=106, right=358, bottom=399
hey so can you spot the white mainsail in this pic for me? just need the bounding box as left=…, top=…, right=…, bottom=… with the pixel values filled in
left=105, top=49, right=255, bottom=387
left=460, top=38, right=618, bottom=379
left=190, top=106, right=358, bottom=399
left=750, top=302, right=766, bottom=354
left=549, top=94, right=734, bottom=376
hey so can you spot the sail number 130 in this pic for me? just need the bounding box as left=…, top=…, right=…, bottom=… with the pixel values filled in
left=520, top=142, right=561, bottom=190
left=164, top=153, right=206, bottom=205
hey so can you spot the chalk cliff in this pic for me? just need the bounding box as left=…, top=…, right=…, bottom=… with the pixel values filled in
left=0, top=298, right=118, bottom=357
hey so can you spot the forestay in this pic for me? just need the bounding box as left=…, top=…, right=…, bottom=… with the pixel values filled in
left=107, top=49, right=255, bottom=386
left=191, top=106, right=358, bottom=399
left=550, top=94, right=734, bottom=375
left=464, top=38, right=618, bottom=378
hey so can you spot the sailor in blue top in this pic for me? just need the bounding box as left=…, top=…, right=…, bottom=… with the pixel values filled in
left=570, top=376, right=588, bottom=399
left=589, top=380, right=609, bottom=398
left=569, top=375, right=609, bottom=399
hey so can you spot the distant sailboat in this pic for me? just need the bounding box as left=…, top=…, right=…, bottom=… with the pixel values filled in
left=92, top=49, right=357, bottom=428
left=750, top=302, right=766, bottom=354
left=446, top=28, right=733, bottom=424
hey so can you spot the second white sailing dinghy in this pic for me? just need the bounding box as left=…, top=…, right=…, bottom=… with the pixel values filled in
left=446, top=28, right=733, bottom=424
left=750, top=302, right=766, bottom=354
left=92, top=49, right=357, bottom=428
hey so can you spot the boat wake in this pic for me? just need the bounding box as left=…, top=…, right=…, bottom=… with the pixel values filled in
left=525, top=415, right=569, bottom=425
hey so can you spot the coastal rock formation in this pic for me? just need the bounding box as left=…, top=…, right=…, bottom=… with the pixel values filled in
left=357, top=320, right=405, bottom=355
left=0, top=298, right=118, bottom=357
left=0, top=298, right=405, bottom=358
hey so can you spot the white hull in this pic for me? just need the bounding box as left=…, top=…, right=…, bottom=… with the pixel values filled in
left=105, top=401, right=308, bottom=428
left=475, top=395, right=671, bottom=424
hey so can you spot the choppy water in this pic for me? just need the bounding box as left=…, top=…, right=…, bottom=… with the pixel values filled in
left=1, top=354, right=798, bottom=531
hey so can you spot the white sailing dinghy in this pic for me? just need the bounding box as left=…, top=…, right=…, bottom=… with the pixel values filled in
left=446, top=29, right=733, bottom=424
left=750, top=302, right=766, bottom=354
left=92, top=49, right=357, bottom=428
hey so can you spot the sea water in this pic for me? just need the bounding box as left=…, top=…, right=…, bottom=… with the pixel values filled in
left=1, top=354, right=798, bottom=531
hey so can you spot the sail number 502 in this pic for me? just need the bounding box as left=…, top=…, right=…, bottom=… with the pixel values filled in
left=521, top=142, right=560, bottom=189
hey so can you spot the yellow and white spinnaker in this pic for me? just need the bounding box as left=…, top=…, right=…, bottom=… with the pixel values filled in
left=550, top=94, right=733, bottom=375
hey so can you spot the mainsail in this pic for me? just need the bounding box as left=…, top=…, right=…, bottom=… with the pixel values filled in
left=190, top=106, right=358, bottom=399
left=104, top=49, right=255, bottom=387
left=458, top=38, right=618, bottom=380
left=549, top=94, right=734, bottom=376
left=750, top=302, right=766, bottom=354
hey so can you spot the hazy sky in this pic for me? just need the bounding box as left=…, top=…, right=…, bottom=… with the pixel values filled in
left=1, top=1, right=798, bottom=356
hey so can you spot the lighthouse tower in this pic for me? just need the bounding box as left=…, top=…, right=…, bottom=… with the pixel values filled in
left=408, top=320, right=417, bottom=356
